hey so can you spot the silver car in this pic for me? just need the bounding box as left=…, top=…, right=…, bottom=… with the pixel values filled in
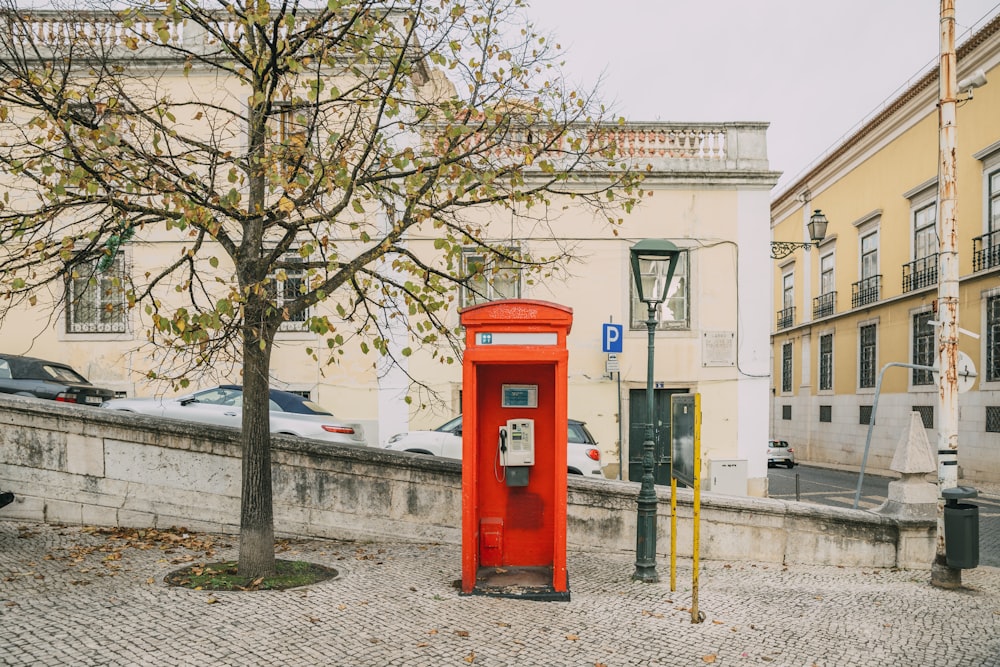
left=385, top=416, right=604, bottom=477
left=101, top=385, right=366, bottom=446
left=767, top=439, right=796, bottom=468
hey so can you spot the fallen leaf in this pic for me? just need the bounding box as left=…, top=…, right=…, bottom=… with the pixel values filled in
left=496, top=622, right=511, bottom=628
left=702, top=655, right=717, bottom=663
left=416, top=642, right=429, bottom=648
left=454, top=630, right=470, bottom=637
left=566, top=634, right=579, bottom=641
left=427, top=629, right=438, bottom=635
left=464, top=651, right=476, bottom=663
left=712, top=620, right=724, bottom=625
left=206, top=596, right=218, bottom=604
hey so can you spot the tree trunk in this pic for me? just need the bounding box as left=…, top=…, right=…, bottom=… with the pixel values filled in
left=237, top=294, right=277, bottom=577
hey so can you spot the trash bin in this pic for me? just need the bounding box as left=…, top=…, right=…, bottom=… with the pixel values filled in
left=942, top=486, right=978, bottom=569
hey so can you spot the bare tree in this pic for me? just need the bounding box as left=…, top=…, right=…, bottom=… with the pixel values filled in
left=0, top=0, right=640, bottom=576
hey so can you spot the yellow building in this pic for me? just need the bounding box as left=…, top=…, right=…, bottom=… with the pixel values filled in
left=770, top=14, right=1000, bottom=485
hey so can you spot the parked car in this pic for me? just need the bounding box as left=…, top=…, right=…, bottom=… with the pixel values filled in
left=768, top=439, right=796, bottom=468
left=101, top=385, right=366, bottom=446
left=384, top=416, right=604, bottom=477
left=0, top=490, right=13, bottom=509
left=0, top=353, right=115, bottom=405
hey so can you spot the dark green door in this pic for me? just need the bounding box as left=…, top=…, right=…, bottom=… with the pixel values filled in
left=628, top=388, right=687, bottom=485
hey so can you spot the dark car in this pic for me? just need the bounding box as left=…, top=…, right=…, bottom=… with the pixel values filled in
left=0, top=354, right=115, bottom=405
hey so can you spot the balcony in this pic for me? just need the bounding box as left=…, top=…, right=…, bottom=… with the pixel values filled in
left=812, top=291, right=836, bottom=319
left=851, top=275, right=881, bottom=308
left=973, top=229, right=1000, bottom=272
left=901, top=253, right=938, bottom=292
left=776, top=306, right=795, bottom=330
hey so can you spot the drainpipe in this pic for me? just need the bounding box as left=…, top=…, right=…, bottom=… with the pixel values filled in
left=931, top=0, right=961, bottom=589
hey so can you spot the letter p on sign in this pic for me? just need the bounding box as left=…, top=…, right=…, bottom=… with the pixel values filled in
left=602, top=323, right=623, bottom=353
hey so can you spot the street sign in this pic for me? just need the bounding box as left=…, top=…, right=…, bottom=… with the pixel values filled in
left=606, top=353, right=620, bottom=374
left=602, top=323, right=623, bottom=353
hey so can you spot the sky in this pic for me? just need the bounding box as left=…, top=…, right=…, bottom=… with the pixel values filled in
left=527, top=1, right=1000, bottom=194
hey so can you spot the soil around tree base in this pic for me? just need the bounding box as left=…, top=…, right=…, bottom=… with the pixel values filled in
left=164, top=559, right=339, bottom=591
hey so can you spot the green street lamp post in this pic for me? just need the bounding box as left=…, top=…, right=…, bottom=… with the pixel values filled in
left=629, top=238, right=681, bottom=583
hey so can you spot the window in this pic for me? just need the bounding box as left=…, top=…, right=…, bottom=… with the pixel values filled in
left=629, top=251, right=689, bottom=330
left=268, top=252, right=309, bottom=330
left=66, top=254, right=127, bottom=333
left=987, top=294, right=1000, bottom=383
left=819, top=405, right=832, bottom=423
left=820, top=253, right=834, bottom=295
left=272, top=101, right=311, bottom=175
left=913, top=405, right=934, bottom=429
left=859, top=324, right=877, bottom=389
left=859, top=405, right=873, bottom=425
left=903, top=203, right=938, bottom=291
left=913, top=203, right=937, bottom=261
left=912, top=311, right=934, bottom=385
left=782, top=405, right=792, bottom=420
left=461, top=248, right=521, bottom=308
left=987, top=406, right=1000, bottom=433
left=782, top=272, right=794, bottom=310
left=819, top=334, right=833, bottom=391
left=861, top=231, right=878, bottom=281
left=781, top=342, right=792, bottom=393
left=990, top=169, right=1000, bottom=235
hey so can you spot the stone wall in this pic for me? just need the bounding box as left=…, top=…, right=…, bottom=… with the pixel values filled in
left=0, top=396, right=934, bottom=569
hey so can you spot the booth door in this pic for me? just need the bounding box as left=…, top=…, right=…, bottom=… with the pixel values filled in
left=627, top=388, right=687, bottom=484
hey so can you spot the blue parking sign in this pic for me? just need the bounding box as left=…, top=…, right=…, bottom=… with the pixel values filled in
left=602, top=323, right=623, bottom=353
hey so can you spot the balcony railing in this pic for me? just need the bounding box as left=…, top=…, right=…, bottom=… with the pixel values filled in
left=776, top=306, right=795, bottom=330
left=901, top=253, right=938, bottom=292
left=973, top=229, right=1000, bottom=272
left=812, top=291, right=836, bottom=319
left=851, top=275, right=881, bottom=308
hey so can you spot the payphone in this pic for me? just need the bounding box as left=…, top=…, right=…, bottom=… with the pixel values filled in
left=460, top=299, right=572, bottom=599
left=497, top=419, right=535, bottom=486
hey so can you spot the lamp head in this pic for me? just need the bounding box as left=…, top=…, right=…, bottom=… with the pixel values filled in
left=807, top=210, right=829, bottom=244
left=630, top=239, right=681, bottom=305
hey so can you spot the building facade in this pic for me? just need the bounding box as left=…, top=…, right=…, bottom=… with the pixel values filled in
left=770, top=14, right=1000, bottom=485
left=0, top=13, right=779, bottom=495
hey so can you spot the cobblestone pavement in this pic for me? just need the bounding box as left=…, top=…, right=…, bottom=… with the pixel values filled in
left=2, top=521, right=999, bottom=667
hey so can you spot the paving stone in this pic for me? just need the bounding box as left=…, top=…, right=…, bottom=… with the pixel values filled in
left=1, top=521, right=998, bottom=666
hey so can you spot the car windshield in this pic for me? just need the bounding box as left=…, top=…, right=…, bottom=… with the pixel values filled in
left=435, top=416, right=463, bottom=433
left=770, top=441, right=789, bottom=448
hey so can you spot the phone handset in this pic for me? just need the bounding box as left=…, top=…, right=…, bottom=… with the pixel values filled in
left=494, top=427, right=509, bottom=482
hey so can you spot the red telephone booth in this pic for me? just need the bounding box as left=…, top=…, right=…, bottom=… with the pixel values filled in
left=460, top=299, right=572, bottom=600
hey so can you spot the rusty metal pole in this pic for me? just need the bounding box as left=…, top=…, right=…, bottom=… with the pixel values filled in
left=931, top=0, right=962, bottom=589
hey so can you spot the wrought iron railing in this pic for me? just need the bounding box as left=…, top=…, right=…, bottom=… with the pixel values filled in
left=973, top=229, right=1000, bottom=272
left=776, top=306, right=795, bottom=330
left=901, top=253, right=938, bottom=292
left=851, top=275, right=881, bottom=308
left=812, top=291, right=836, bottom=319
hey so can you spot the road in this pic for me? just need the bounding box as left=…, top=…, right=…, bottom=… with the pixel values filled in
left=767, top=464, right=999, bottom=568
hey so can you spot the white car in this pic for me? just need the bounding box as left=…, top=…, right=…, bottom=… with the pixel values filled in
left=385, top=416, right=604, bottom=477
left=101, top=385, right=366, bottom=446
